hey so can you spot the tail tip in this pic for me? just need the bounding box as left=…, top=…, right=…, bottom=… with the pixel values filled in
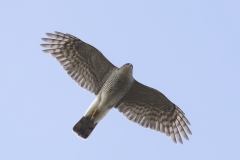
left=73, top=116, right=97, bottom=139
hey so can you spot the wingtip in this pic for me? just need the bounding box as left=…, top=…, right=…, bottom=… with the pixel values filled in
left=188, top=129, right=192, bottom=135
left=42, top=49, right=48, bottom=53
left=42, top=49, right=53, bottom=53
left=54, top=31, right=65, bottom=36
left=178, top=138, right=183, bottom=144
left=45, top=32, right=53, bottom=37
left=172, top=138, right=177, bottom=144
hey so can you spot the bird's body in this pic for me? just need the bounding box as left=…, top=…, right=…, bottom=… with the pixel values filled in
left=41, top=31, right=192, bottom=143
left=73, top=64, right=134, bottom=138
left=84, top=63, right=134, bottom=123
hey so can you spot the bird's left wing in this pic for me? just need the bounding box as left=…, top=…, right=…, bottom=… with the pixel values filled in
left=115, top=80, right=192, bottom=144
left=41, top=31, right=117, bottom=95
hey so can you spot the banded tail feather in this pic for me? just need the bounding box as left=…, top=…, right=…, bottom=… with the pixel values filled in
left=73, top=116, right=98, bottom=139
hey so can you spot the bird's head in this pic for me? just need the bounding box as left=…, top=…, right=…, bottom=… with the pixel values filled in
left=123, top=63, right=133, bottom=69
left=120, top=63, right=133, bottom=76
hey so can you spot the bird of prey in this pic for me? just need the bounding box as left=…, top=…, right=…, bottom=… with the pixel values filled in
left=40, top=31, right=192, bottom=144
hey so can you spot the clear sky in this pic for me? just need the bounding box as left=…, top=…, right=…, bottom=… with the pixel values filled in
left=1, top=1, right=240, bottom=159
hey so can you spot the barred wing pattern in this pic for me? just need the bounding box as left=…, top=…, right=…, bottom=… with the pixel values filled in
left=41, top=31, right=117, bottom=95
left=115, top=80, right=192, bottom=144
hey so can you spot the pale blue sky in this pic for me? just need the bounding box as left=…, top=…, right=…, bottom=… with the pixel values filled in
left=1, top=1, right=240, bottom=159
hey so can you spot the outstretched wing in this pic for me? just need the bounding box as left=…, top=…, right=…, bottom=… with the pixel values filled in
left=115, top=80, right=192, bottom=144
left=41, top=31, right=117, bottom=95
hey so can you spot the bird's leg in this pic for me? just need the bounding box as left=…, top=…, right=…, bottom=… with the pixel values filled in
left=91, top=108, right=99, bottom=120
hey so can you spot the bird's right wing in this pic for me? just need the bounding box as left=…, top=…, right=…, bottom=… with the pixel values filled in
left=115, top=80, right=191, bottom=144
left=41, top=31, right=117, bottom=95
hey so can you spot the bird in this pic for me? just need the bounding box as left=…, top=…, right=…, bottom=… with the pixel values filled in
left=40, top=31, right=192, bottom=144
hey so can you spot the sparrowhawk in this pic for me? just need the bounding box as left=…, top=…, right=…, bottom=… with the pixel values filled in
left=40, top=31, right=192, bottom=144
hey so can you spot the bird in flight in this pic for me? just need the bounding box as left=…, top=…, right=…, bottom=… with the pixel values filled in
left=41, top=31, right=192, bottom=144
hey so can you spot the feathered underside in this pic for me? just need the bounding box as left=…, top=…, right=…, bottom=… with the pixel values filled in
left=41, top=31, right=192, bottom=144
left=41, top=31, right=117, bottom=95
left=116, top=80, right=192, bottom=144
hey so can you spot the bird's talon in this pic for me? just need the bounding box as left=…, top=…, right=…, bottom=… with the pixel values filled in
left=91, top=109, right=98, bottom=120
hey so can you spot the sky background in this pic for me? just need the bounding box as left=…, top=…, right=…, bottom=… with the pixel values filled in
left=1, top=0, right=240, bottom=159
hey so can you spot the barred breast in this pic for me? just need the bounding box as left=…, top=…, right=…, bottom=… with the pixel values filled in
left=99, top=63, right=134, bottom=109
